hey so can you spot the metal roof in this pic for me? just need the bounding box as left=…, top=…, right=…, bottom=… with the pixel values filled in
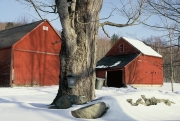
left=96, top=54, right=138, bottom=69
left=0, top=20, right=43, bottom=48
left=122, top=37, right=162, bottom=57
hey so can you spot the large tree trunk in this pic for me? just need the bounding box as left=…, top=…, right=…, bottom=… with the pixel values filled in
left=52, top=0, right=103, bottom=104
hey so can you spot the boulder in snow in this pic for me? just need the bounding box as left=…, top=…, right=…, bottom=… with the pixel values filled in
left=71, top=102, right=108, bottom=119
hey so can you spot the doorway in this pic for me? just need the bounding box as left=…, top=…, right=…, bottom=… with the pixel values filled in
left=107, top=70, right=123, bottom=87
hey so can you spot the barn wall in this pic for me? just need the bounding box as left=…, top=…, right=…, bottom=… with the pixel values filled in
left=125, top=54, right=163, bottom=85
left=0, top=48, right=11, bottom=86
left=96, top=70, right=106, bottom=79
left=11, top=21, right=61, bottom=86
left=105, top=38, right=139, bottom=56
left=13, top=21, right=61, bottom=54
left=13, top=50, right=60, bottom=86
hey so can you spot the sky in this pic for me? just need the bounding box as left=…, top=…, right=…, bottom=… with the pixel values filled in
left=0, top=83, right=180, bottom=121
left=0, top=0, right=164, bottom=39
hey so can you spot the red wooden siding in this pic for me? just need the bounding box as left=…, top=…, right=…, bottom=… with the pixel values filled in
left=105, top=38, right=139, bottom=56
left=96, top=70, right=106, bottom=79
left=13, top=50, right=60, bottom=86
left=125, top=54, right=163, bottom=85
left=12, top=21, right=61, bottom=86
left=13, top=21, right=61, bottom=54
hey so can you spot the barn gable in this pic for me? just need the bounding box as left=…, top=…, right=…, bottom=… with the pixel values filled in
left=0, top=20, right=43, bottom=48
left=105, top=37, right=162, bottom=58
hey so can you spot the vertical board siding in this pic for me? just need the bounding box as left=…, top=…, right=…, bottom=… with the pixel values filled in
left=13, top=22, right=61, bottom=54
left=12, top=21, right=61, bottom=86
left=13, top=50, right=60, bottom=86
left=96, top=70, right=106, bottom=78
left=125, top=55, right=163, bottom=85
left=0, top=48, right=11, bottom=86
left=105, top=38, right=139, bottom=56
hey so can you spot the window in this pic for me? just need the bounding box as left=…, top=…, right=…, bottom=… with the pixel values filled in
left=119, top=44, right=124, bottom=53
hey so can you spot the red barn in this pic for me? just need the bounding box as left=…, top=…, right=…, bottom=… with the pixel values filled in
left=96, top=37, right=163, bottom=87
left=0, top=20, right=61, bottom=86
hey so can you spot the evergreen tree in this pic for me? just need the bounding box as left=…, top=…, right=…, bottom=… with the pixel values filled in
left=111, top=34, right=119, bottom=46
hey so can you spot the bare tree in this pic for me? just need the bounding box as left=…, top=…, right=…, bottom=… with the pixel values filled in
left=16, top=0, right=150, bottom=104
left=96, top=36, right=111, bottom=61
left=143, top=0, right=180, bottom=92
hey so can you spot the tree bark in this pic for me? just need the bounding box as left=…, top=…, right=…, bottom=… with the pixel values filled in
left=52, top=0, right=103, bottom=104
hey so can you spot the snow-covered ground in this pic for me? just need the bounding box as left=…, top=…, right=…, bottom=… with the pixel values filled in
left=0, top=83, right=180, bottom=121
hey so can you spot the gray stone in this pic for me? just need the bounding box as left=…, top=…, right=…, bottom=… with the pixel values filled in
left=136, top=98, right=145, bottom=105
left=164, top=99, right=171, bottom=106
left=126, top=99, right=139, bottom=106
left=55, top=95, right=72, bottom=109
left=127, top=95, right=175, bottom=106
left=151, top=97, right=158, bottom=105
left=141, top=95, right=146, bottom=99
left=131, top=102, right=138, bottom=106
left=126, top=99, right=132, bottom=103
left=71, top=102, right=108, bottom=119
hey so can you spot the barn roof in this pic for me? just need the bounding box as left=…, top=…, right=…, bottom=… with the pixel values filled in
left=0, top=20, right=44, bottom=48
left=96, top=53, right=138, bottom=69
left=122, top=37, right=162, bottom=57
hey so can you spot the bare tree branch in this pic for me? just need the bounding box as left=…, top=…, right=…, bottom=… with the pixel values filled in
left=28, top=0, right=43, bottom=20
left=101, top=26, right=110, bottom=38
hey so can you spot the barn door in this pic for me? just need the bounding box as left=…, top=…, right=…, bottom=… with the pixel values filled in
left=107, top=70, right=123, bottom=87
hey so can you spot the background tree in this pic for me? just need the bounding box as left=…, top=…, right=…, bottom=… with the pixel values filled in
left=1, top=15, right=34, bottom=30
left=110, top=34, right=119, bottom=46
left=5, top=22, right=14, bottom=29
left=96, top=35, right=111, bottom=61
left=17, top=0, right=151, bottom=104
left=143, top=0, right=180, bottom=91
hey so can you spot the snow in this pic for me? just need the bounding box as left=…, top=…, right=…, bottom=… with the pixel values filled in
left=122, top=37, right=162, bottom=57
left=96, top=61, right=121, bottom=68
left=0, top=83, right=180, bottom=121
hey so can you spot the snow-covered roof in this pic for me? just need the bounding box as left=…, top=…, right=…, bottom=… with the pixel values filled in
left=122, top=37, right=162, bottom=58
left=96, top=54, right=138, bottom=69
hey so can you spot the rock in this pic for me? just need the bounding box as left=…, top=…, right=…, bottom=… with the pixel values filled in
left=141, top=95, right=146, bottom=100
left=151, top=97, right=158, bottom=105
left=126, top=99, right=132, bottom=103
left=71, top=102, right=108, bottom=119
left=126, top=99, right=139, bottom=106
left=164, top=99, right=171, bottom=106
left=145, top=99, right=152, bottom=106
left=131, top=102, right=138, bottom=106
left=55, top=95, right=72, bottom=109
left=136, top=98, right=145, bottom=105
left=127, top=95, right=175, bottom=106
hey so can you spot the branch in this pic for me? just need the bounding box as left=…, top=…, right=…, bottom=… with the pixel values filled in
left=100, top=0, right=145, bottom=28
left=29, top=0, right=43, bottom=20
left=142, top=22, right=180, bottom=33
left=101, top=26, right=110, bottom=38
left=147, top=0, right=180, bottom=23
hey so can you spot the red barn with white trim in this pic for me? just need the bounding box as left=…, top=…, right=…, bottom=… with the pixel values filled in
left=96, top=37, right=163, bottom=87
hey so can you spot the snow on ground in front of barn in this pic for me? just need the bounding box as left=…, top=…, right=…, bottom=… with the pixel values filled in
left=0, top=83, right=180, bottom=121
